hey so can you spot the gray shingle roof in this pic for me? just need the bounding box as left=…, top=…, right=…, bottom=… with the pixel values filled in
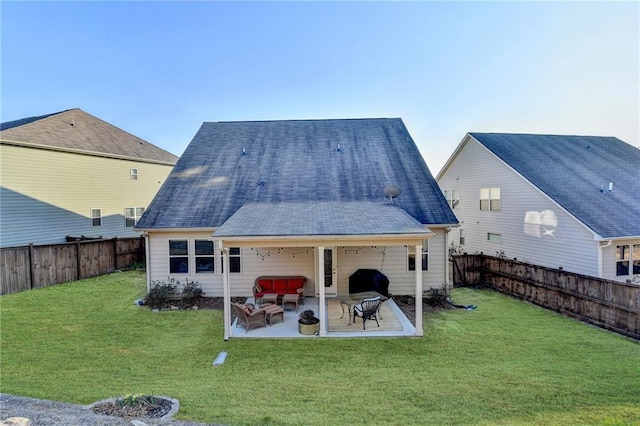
left=214, top=201, right=431, bottom=237
left=470, top=133, right=640, bottom=239
left=138, top=118, right=457, bottom=230
left=0, top=108, right=178, bottom=164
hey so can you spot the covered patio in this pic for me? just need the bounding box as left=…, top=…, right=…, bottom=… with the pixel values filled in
left=230, top=297, right=416, bottom=338
left=215, top=201, right=433, bottom=340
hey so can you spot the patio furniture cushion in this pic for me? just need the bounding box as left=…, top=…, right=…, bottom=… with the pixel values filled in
left=232, top=302, right=267, bottom=333
left=253, top=276, right=307, bottom=300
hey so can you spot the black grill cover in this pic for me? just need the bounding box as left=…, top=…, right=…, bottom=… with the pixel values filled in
left=348, top=269, right=390, bottom=297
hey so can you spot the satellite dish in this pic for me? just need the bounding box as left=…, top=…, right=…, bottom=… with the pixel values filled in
left=383, top=186, right=401, bottom=203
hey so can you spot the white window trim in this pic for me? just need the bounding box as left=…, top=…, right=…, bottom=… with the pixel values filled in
left=125, top=207, right=145, bottom=228
left=480, top=187, right=501, bottom=211
left=194, top=239, right=215, bottom=274
left=168, top=239, right=189, bottom=274
left=130, top=168, right=138, bottom=180
left=90, top=208, right=102, bottom=227
left=407, top=240, right=429, bottom=272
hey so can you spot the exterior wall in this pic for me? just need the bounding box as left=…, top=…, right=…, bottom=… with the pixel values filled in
left=147, top=229, right=450, bottom=297
left=601, top=238, right=640, bottom=282
left=438, top=138, right=602, bottom=277
left=0, top=144, right=173, bottom=247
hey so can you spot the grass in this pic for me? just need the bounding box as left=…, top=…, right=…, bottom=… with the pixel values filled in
left=1, top=270, right=639, bottom=425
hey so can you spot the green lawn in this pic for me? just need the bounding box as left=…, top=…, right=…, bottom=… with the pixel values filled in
left=1, top=271, right=638, bottom=425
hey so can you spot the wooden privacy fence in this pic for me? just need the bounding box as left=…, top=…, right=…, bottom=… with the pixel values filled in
left=451, top=254, right=640, bottom=340
left=1, top=237, right=145, bottom=295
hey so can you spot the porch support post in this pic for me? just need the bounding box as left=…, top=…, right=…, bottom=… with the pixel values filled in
left=143, top=233, right=151, bottom=292
left=415, top=243, right=424, bottom=336
left=318, top=246, right=327, bottom=336
left=221, top=243, right=231, bottom=341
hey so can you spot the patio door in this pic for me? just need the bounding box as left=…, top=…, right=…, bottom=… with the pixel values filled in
left=323, top=247, right=337, bottom=295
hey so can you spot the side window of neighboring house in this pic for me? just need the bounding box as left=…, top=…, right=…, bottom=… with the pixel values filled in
left=222, top=247, right=242, bottom=273
left=616, top=245, right=629, bottom=276
left=169, top=240, right=189, bottom=274
left=130, top=168, right=138, bottom=180
left=125, top=207, right=145, bottom=228
left=444, top=189, right=460, bottom=209
left=408, top=240, right=429, bottom=271
left=459, top=229, right=465, bottom=245
left=195, top=240, right=215, bottom=273
left=634, top=244, right=640, bottom=276
left=480, top=187, right=501, bottom=211
left=487, top=233, right=502, bottom=243
left=91, top=208, right=101, bottom=227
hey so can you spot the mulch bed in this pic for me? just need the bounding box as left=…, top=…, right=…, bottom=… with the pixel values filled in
left=91, top=397, right=173, bottom=419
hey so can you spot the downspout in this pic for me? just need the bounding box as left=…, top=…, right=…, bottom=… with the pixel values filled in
left=415, top=243, right=424, bottom=337
left=220, top=242, right=231, bottom=341
left=318, top=246, right=326, bottom=337
left=444, top=227, right=451, bottom=291
left=144, top=232, right=151, bottom=292
left=598, top=240, right=612, bottom=278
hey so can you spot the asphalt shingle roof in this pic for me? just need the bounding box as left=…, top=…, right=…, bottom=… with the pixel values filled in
left=0, top=108, right=178, bottom=164
left=138, top=118, right=457, bottom=230
left=214, top=201, right=431, bottom=237
left=470, top=133, right=640, bottom=239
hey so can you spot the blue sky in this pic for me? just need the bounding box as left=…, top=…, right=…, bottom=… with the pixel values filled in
left=2, top=1, right=638, bottom=173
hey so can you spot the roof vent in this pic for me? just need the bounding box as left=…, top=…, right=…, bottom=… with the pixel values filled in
left=242, top=148, right=247, bottom=156
left=383, top=186, right=401, bottom=204
left=608, top=182, right=614, bottom=192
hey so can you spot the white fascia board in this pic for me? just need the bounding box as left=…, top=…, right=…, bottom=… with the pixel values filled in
left=212, top=232, right=435, bottom=248
left=436, top=133, right=472, bottom=181
left=1, top=139, right=177, bottom=166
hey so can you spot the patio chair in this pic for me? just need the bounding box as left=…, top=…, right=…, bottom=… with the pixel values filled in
left=353, top=297, right=382, bottom=330
left=231, top=302, right=267, bottom=333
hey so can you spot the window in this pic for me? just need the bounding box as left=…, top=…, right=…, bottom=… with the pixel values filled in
left=480, top=187, right=501, bottom=211
left=169, top=240, right=188, bottom=273
left=616, top=245, right=630, bottom=276
left=459, top=229, right=465, bottom=245
left=634, top=244, right=640, bottom=276
left=90, top=208, right=101, bottom=227
left=444, top=189, right=460, bottom=209
left=222, top=247, right=242, bottom=273
left=408, top=240, right=429, bottom=271
left=125, top=207, right=145, bottom=228
left=130, top=168, right=138, bottom=180
left=487, top=233, right=502, bottom=243
left=195, top=240, right=215, bottom=273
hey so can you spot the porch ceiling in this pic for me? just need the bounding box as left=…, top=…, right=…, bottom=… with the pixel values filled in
left=212, top=201, right=432, bottom=241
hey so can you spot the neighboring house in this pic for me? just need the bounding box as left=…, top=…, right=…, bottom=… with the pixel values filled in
left=136, top=118, right=458, bottom=338
left=437, top=132, right=640, bottom=283
left=0, top=108, right=178, bottom=247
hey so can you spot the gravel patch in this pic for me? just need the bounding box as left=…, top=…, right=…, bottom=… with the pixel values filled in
left=0, top=394, right=217, bottom=426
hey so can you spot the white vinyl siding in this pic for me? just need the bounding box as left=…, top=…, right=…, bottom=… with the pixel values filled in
left=438, top=137, right=601, bottom=277
left=147, top=229, right=449, bottom=297
left=0, top=143, right=173, bottom=247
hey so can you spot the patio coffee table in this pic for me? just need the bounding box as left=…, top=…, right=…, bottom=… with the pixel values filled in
left=338, top=292, right=388, bottom=325
left=261, top=293, right=278, bottom=305
left=282, top=293, right=300, bottom=311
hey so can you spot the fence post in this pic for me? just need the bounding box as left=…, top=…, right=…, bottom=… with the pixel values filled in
left=76, top=241, right=81, bottom=280
left=28, top=243, right=35, bottom=290
left=113, top=237, right=118, bottom=270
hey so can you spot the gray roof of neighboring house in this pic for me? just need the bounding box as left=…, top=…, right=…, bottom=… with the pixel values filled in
left=469, top=133, right=640, bottom=239
left=0, top=108, right=178, bottom=164
left=214, top=201, right=431, bottom=237
left=138, top=118, right=458, bottom=231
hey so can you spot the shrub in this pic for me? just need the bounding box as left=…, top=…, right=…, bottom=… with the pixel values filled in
left=423, top=286, right=450, bottom=308
left=117, top=394, right=158, bottom=408
left=181, top=280, right=203, bottom=306
left=144, top=280, right=177, bottom=309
